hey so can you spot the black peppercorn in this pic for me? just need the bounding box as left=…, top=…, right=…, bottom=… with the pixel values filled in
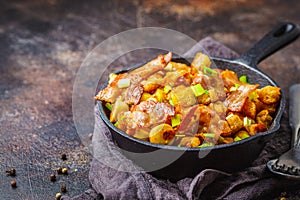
left=6, top=168, right=16, bottom=176
left=50, top=174, right=56, bottom=182
left=61, top=185, right=67, bottom=193
left=61, top=167, right=68, bottom=175
left=61, top=153, right=67, bottom=160
left=55, top=193, right=62, bottom=200
left=10, top=180, right=17, bottom=188
left=56, top=168, right=62, bottom=174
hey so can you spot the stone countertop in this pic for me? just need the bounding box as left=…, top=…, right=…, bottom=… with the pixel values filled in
left=0, top=0, right=299, bottom=199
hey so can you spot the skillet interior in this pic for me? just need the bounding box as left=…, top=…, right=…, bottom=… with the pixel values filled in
left=98, top=57, right=284, bottom=180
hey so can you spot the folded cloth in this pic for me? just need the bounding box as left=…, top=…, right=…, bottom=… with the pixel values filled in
left=62, top=37, right=296, bottom=200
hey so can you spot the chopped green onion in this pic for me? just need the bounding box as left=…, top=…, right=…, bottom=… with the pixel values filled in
left=191, top=84, right=208, bottom=97
left=109, top=73, right=117, bottom=84
left=218, top=136, right=224, bottom=143
left=120, top=115, right=126, bottom=121
left=203, top=66, right=217, bottom=75
left=171, top=114, right=181, bottom=127
left=154, top=89, right=164, bottom=102
left=229, top=83, right=240, bottom=92
left=177, top=144, right=181, bottom=147
left=105, top=102, right=113, bottom=111
left=117, top=78, right=131, bottom=88
left=164, top=63, right=173, bottom=71
left=243, top=117, right=252, bottom=126
left=203, top=133, right=215, bottom=138
left=226, top=113, right=234, bottom=121
left=114, top=121, right=119, bottom=127
left=198, top=142, right=214, bottom=148
left=234, top=136, right=241, bottom=142
left=239, top=75, right=248, bottom=83
left=169, top=99, right=174, bottom=106
left=164, top=85, right=172, bottom=93
left=241, top=133, right=250, bottom=139
left=175, top=134, right=185, bottom=137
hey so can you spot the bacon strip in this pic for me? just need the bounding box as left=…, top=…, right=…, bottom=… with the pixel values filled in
left=224, top=84, right=259, bottom=112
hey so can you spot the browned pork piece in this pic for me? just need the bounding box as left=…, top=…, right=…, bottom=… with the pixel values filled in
left=95, top=52, right=172, bottom=104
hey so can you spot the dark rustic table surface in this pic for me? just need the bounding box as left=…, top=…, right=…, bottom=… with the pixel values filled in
left=0, top=0, right=299, bottom=199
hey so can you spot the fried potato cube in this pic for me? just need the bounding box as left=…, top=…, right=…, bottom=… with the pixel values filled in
left=143, top=83, right=161, bottom=93
left=199, top=105, right=212, bottom=126
left=209, top=101, right=227, bottom=116
left=243, top=98, right=256, bottom=119
left=257, top=86, right=280, bottom=104
left=197, top=93, right=211, bottom=105
left=246, top=124, right=267, bottom=136
left=191, top=52, right=211, bottom=70
left=220, top=69, right=240, bottom=88
left=218, top=136, right=234, bottom=144
left=172, top=85, right=197, bottom=106
left=208, top=89, right=219, bottom=103
left=218, top=120, right=232, bottom=137
left=256, top=110, right=273, bottom=128
left=226, top=113, right=243, bottom=133
left=235, top=130, right=250, bottom=139
left=180, top=137, right=201, bottom=148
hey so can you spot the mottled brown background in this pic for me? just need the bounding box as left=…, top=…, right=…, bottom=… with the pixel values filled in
left=0, top=0, right=299, bottom=199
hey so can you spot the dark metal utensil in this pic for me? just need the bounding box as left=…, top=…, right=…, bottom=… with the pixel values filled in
left=267, top=84, right=300, bottom=179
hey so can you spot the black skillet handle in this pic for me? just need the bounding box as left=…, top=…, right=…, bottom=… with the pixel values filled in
left=236, top=22, right=300, bottom=68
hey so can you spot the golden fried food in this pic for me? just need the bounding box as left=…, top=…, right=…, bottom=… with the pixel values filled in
left=95, top=52, right=280, bottom=148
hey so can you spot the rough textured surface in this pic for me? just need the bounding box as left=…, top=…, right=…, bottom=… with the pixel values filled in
left=0, top=0, right=299, bottom=199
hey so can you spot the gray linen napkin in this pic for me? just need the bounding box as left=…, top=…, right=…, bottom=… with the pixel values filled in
left=62, top=37, right=295, bottom=200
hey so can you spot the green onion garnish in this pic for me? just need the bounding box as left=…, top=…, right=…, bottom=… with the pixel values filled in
left=177, top=144, right=181, bottom=147
left=203, top=66, right=217, bottom=76
left=120, top=115, right=126, bottom=121
left=169, top=99, right=174, bottom=106
left=241, top=133, right=250, bottom=139
left=164, top=85, right=172, bottom=93
left=203, top=133, right=215, bottom=138
left=243, top=117, right=252, bottom=126
left=117, top=78, right=130, bottom=88
left=171, top=114, right=181, bottom=127
left=198, top=142, right=214, bottom=148
left=239, top=75, right=248, bottom=83
left=229, top=83, right=240, bottom=92
left=234, top=136, right=241, bottom=142
left=114, top=121, right=119, bottom=127
left=191, top=84, right=208, bottom=97
left=105, top=102, right=113, bottom=111
left=175, top=134, right=185, bottom=137
left=164, top=63, right=173, bottom=71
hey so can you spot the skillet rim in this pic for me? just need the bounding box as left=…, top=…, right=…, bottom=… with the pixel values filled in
left=97, top=56, right=285, bottom=152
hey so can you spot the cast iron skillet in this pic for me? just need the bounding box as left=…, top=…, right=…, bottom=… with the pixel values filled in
left=98, top=22, right=300, bottom=181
